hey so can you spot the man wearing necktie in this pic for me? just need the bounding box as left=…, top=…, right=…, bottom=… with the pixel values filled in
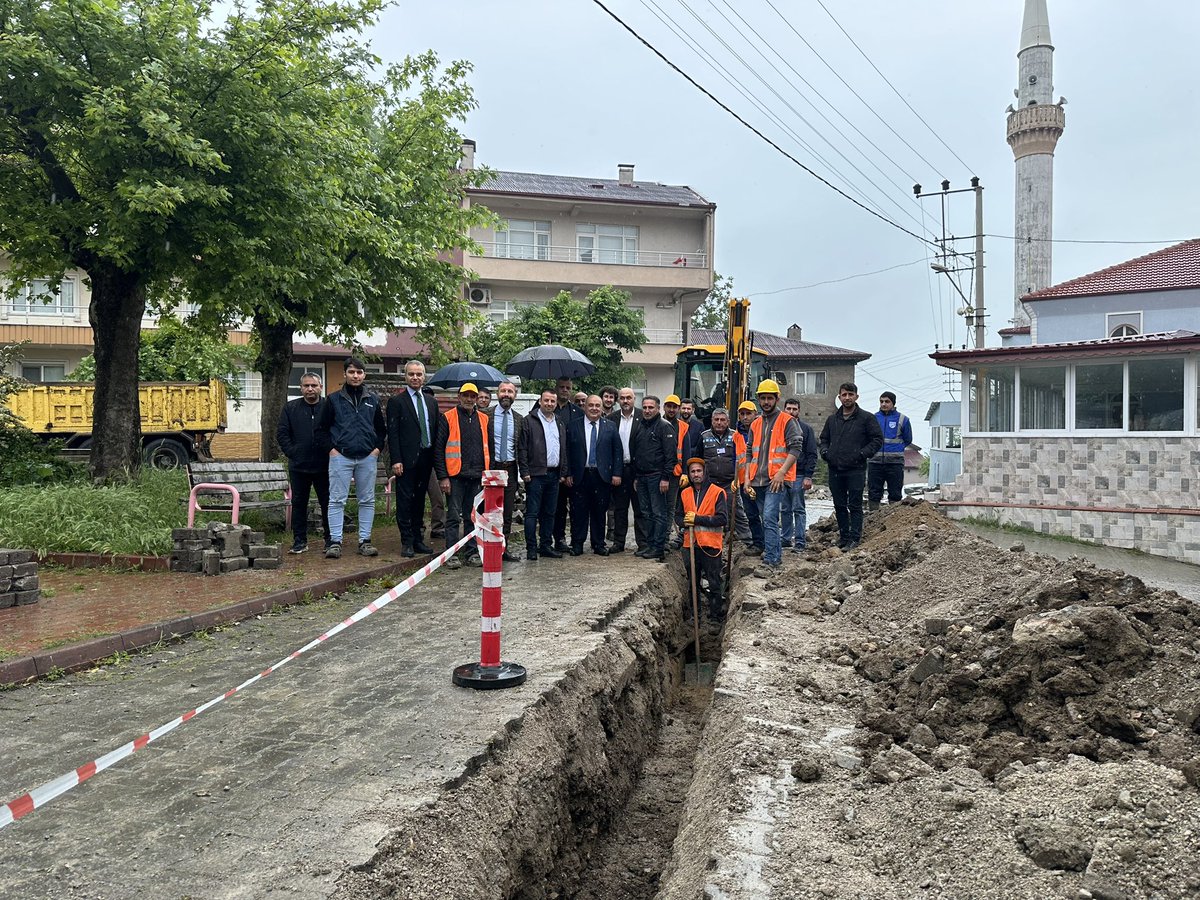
left=386, top=360, right=441, bottom=557
left=567, top=394, right=623, bottom=555
left=490, top=380, right=523, bottom=562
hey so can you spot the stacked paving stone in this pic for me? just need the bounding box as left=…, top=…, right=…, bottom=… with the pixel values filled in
left=170, top=523, right=283, bottom=575
left=0, top=549, right=39, bottom=608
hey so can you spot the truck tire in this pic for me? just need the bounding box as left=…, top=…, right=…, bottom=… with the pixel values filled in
left=143, top=438, right=190, bottom=470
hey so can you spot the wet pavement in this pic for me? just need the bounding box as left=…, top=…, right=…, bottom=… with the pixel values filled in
left=0, top=553, right=670, bottom=898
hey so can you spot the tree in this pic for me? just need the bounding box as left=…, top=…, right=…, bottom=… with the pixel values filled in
left=469, top=286, right=646, bottom=392
left=690, top=272, right=734, bottom=331
left=0, top=0, right=423, bottom=479
left=69, top=316, right=251, bottom=399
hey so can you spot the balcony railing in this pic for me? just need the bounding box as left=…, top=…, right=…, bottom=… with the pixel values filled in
left=473, top=242, right=708, bottom=269
left=644, top=328, right=684, bottom=344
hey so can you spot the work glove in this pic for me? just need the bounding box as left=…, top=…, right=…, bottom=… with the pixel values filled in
left=683, top=511, right=696, bottom=526
left=679, top=473, right=690, bottom=488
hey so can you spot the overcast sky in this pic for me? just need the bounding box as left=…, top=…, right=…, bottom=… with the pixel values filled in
left=377, top=0, right=1198, bottom=447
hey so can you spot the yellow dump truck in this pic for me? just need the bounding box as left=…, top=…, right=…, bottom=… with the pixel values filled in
left=5, top=379, right=228, bottom=468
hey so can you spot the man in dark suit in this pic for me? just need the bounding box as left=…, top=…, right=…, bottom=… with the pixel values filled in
left=553, top=375, right=585, bottom=551
left=386, top=359, right=440, bottom=557
left=608, top=386, right=646, bottom=552
left=567, top=394, right=623, bottom=556
left=519, top=388, right=567, bottom=560
left=489, top=380, right=522, bottom=562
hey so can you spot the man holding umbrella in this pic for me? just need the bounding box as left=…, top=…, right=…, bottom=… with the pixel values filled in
left=387, top=359, right=440, bottom=558
left=434, top=383, right=490, bottom=570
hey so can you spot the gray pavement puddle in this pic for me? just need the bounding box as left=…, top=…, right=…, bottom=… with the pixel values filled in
left=0, top=554, right=716, bottom=900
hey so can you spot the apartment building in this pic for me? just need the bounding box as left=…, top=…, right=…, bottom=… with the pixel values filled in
left=462, top=141, right=715, bottom=398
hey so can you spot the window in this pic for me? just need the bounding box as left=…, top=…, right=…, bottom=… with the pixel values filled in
left=944, top=425, right=962, bottom=449
left=1106, top=311, right=1141, bottom=338
left=1129, top=358, right=1183, bottom=431
left=792, top=371, right=827, bottom=395
left=496, top=219, right=551, bottom=260
left=1074, top=363, right=1123, bottom=429
left=1019, top=366, right=1066, bottom=430
left=234, top=370, right=263, bottom=400
left=486, top=299, right=539, bottom=325
left=577, top=223, right=638, bottom=264
left=20, top=362, right=67, bottom=382
left=288, top=363, right=325, bottom=400
left=968, top=367, right=1015, bottom=432
left=627, top=378, right=648, bottom=405
left=12, top=279, right=76, bottom=315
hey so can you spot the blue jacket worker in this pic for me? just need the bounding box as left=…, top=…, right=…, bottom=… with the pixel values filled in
left=316, top=357, right=386, bottom=559
left=868, top=391, right=913, bottom=510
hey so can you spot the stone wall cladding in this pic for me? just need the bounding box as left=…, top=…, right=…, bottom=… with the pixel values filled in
left=0, top=550, right=40, bottom=608
left=940, top=436, right=1200, bottom=565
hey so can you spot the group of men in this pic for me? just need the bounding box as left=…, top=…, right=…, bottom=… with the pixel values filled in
left=276, top=356, right=911, bottom=614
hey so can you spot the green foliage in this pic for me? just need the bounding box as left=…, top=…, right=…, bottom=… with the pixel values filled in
left=69, top=317, right=251, bottom=397
left=919, top=454, right=930, bottom=477
left=690, top=273, right=734, bottom=331
left=468, top=286, right=646, bottom=392
left=0, top=344, right=81, bottom=486
left=0, top=469, right=189, bottom=555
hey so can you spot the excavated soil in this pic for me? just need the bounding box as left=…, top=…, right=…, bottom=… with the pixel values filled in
left=660, top=501, right=1200, bottom=899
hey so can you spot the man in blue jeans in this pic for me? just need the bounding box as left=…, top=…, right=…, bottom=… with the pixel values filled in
left=630, top=395, right=676, bottom=561
left=818, top=382, right=884, bottom=550
left=316, top=357, right=386, bottom=559
left=745, top=380, right=802, bottom=577
left=781, top=397, right=818, bottom=552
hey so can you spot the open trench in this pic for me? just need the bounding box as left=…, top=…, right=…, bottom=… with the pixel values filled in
left=334, top=559, right=726, bottom=900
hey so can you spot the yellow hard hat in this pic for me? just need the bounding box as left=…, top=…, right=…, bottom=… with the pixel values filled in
left=755, top=379, right=780, bottom=396
left=664, top=394, right=681, bottom=406
left=738, top=400, right=758, bottom=412
left=459, top=382, right=479, bottom=395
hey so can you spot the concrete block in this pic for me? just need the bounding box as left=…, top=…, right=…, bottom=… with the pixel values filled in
left=6, top=550, right=34, bottom=565
left=0, top=593, right=14, bottom=609
left=13, top=575, right=38, bottom=591
left=169, top=557, right=200, bottom=573
left=0, top=552, right=9, bottom=566
left=248, top=545, right=281, bottom=560
left=220, top=557, right=250, bottom=574
left=219, top=532, right=243, bottom=554
left=176, top=539, right=206, bottom=551
left=15, top=591, right=39, bottom=606
left=171, top=528, right=205, bottom=541
left=248, top=532, right=266, bottom=545
left=203, top=550, right=222, bottom=577
left=251, top=557, right=282, bottom=570
left=12, top=563, right=37, bottom=577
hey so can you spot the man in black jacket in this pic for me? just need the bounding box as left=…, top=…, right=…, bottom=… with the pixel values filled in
left=434, top=383, right=489, bottom=570
left=818, top=382, right=884, bottom=551
left=277, top=372, right=330, bottom=554
left=630, top=395, right=676, bottom=560
left=553, top=376, right=585, bottom=552
left=386, top=359, right=440, bottom=558
left=607, top=387, right=645, bottom=552
left=519, top=389, right=568, bottom=560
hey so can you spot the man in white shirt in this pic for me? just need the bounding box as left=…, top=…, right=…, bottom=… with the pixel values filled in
left=607, top=387, right=645, bottom=552
left=489, top=380, right=522, bottom=562
left=518, top=389, right=568, bottom=560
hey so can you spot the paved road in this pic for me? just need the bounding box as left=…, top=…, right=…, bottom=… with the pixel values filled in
left=0, top=554, right=662, bottom=898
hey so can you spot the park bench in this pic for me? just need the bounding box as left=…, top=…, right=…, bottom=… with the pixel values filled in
left=186, top=461, right=293, bottom=529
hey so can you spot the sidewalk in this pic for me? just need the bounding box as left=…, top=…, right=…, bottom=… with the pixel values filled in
left=0, top=525, right=442, bottom=683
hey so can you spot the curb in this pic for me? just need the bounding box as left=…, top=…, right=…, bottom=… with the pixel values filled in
left=38, top=552, right=169, bottom=572
left=0, top=557, right=428, bottom=687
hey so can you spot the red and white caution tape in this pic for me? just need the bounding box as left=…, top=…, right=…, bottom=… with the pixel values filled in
left=1, top=489, right=505, bottom=831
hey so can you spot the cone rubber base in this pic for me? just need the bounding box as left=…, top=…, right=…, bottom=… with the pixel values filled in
left=452, top=661, right=527, bottom=690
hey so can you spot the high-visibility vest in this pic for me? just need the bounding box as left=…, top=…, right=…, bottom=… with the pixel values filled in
left=444, top=409, right=489, bottom=476
left=733, top=430, right=747, bottom=483
left=746, top=413, right=796, bottom=482
left=682, top=482, right=724, bottom=551
left=672, top=418, right=688, bottom=477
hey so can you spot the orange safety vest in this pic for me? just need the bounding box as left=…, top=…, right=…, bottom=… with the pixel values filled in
left=444, top=409, right=490, bottom=476
left=682, top=482, right=724, bottom=552
left=672, top=418, right=688, bottom=477
left=746, top=413, right=796, bottom=482
left=732, top=430, right=748, bottom=484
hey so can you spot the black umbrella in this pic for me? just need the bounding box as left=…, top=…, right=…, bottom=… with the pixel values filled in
left=505, top=345, right=595, bottom=380
left=426, top=361, right=507, bottom=391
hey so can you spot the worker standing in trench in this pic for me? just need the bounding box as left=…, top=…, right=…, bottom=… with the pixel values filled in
left=677, top=457, right=728, bottom=623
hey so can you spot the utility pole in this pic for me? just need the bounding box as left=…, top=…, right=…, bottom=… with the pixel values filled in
left=914, top=178, right=987, bottom=349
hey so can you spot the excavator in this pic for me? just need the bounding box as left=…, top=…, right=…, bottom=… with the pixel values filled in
left=673, top=297, right=771, bottom=427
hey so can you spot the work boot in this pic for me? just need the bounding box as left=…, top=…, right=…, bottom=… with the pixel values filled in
left=868, top=500, right=881, bottom=512
left=325, top=542, right=341, bottom=559
left=358, top=540, right=378, bottom=557
left=751, top=562, right=779, bottom=579
left=413, top=540, right=434, bottom=555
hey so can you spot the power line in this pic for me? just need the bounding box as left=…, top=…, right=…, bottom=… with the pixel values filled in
left=748, top=257, right=928, bottom=296
left=760, top=0, right=947, bottom=177
left=811, top=0, right=973, bottom=173
left=987, top=233, right=1195, bottom=246
left=590, top=0, right=938, bottom=247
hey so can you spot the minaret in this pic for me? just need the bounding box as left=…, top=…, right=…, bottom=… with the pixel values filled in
left=1006, top=0, right=1065, bottom=327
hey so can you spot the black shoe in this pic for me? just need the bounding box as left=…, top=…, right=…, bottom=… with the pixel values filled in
left=413, top=540, right=434, bottom=554
left=845, top=539, right=861, bottom=550
left=554, top=541, right=570, bottom=553
left=289, top=541, right=307, bottom=555
left=502, top=550, right=521, bottom=562
left=401, top=545, right=415, bottom=558
left=526, top=549, right=538, bottom=561
left=610, top=544, right=625, bottom=553
left=569, top=546, right=584, bottom=556
left=540, top=546, right=563, bottom=559
left=593, top=547, right=610, bottom=556
left=634, top=548, right=654, bottom=558
left=746, top=545, right=764, bottom=556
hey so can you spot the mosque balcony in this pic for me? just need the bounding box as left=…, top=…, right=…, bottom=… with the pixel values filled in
left=1006, top=103, right=1066, bottom=148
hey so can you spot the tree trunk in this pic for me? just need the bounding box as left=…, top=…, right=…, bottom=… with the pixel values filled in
left=87, top=264, right=146, bottom=481
left=255, top=314, right=296, bottom=462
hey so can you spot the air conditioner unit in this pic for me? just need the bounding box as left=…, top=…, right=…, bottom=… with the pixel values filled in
left=468, top=286, right=492, bottom=305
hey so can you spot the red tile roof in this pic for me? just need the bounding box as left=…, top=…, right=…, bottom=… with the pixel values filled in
left=1023, top=238, right=1200, bottom=301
